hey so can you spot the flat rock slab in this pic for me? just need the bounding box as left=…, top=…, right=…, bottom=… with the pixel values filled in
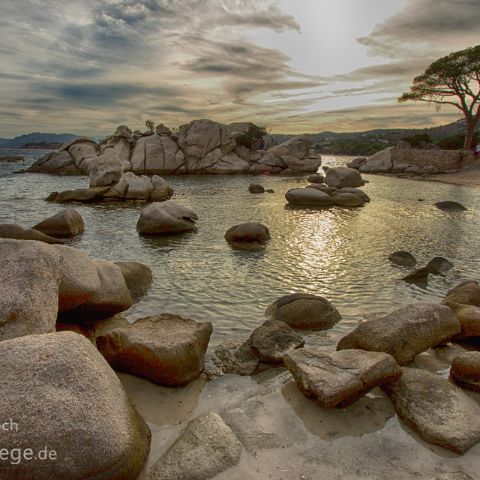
left=0, top=332, right=151, bottom=480
left=284, top=348, right=402, bottom=408
left=148, top=412, right=241, bottom=480
left=382, top=368, right=480, bottom=453
left=450, top=351, right=480, bottom=392
left=250, top=319, right=304, bottom=364
left=97, top=314, right=212, bottom=386
left=337, top=303, right=460, bottom=365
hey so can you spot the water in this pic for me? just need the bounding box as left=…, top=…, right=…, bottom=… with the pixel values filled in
left=1, top=150, right=480, bottom=344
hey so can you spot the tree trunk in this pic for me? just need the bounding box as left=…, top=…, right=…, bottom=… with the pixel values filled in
left=464, top=122, right=475, bottom=150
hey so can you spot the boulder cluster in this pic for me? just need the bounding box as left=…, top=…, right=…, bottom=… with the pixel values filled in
left=27, top=120, right=321, bottom=176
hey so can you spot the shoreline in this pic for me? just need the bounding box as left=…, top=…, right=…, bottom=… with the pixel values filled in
left=366, top=170, right=480, bottom=188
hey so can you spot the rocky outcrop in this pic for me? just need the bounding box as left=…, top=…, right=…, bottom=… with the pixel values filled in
left=284, top=348, right=402, bottom=408
left=337, top=303, right=460, bottom=365
left=224, top=222, right=271, bottom=250
left=149, top=412, right=241, bottom=480
left=450, top=352, right=480, bottom=392
left=137, top=201, right=198, bottom=235
left=0, top=223, right=64, bottom=244
left=0, top=332, right=151, bottom=480
left=33, top=208, right=85, bottom=238
left=325, top=166, right=364, bottom=189
left=382, top=368, right=480, bottom=453
left=96, top=314, right=212, bottom=386
left=266, top=293, right=341, bottom=330
left=89, top=151, right=123, bottom=187
left=28, top=120, right=321, bottom=175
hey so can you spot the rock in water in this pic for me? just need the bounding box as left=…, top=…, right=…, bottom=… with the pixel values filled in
left=224, top=222, right=270, bottom=250
left=382, top=368, right=480, bottom=453
left=266, top=293, right=341, bottom=330
left=89, top=151, right=123, bottom=187
left=443, top=280, right=480, bottom=307
left=96, top=314, right=212, bottom=386
left=435, top=201, right=467, bottom=211
left=33, top=208, right=85, bottom=238
left=331, top=192, right=365, bottom=207
left=325, top=166, right=364, bottom=188
left=114, top=261, right=152, bottom=303
left=388, top=251, right=417, bottom=267
left=0, top=223, right=64, bottom=244
left=285, top=188, right=334, bottom=207
left=248, top=183, right=265, bottom=194
left=0, top=332, right=151, bottom=480
left=450, top=351, right=480, bottom=392
left=149, top=412, right=241, bottom=480
left=250, top=319, right=304, bottom=364
left=426, top=257, right=454, bottom=274
left=137, top=201, right=198, bottom=235
left=208, top=337, right=259, bottom=376
left=307, top=173, right=324, bottom=183
left=284, top=348, right=402, bottom=408
left=337, top=303, right=460, bottom=365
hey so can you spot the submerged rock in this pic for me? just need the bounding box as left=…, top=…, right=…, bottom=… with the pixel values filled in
left=285, top=188, right=334, bottom=207
left=0, top=332, right=151, bottom=480
left=337, top=303, right=460, bottom=365
left=450, top=351, right=480, bottom=392
left=426, top=256, right=454, bottom=274
left=149, top=412, right=241, bottom=480
left=114, top=261, right=152, bottom=303
left=382, top=368, right=480, bottom=453
left=435, top=201, right=468, bottom=211
left=137, top=201, right=198, bottom=235
left=335, top=187, right=371, bottom=202
left=331, top=192, right=366, bottom=207
left=266, top=293, right=341, bottom=330
left=325, top=166, right=364, bottom=189
left=224, top=222, right=270, bottom=250
left=33, top=208, right=85, bottom=238
left=48, top=187, right=109, bottom=203
left=284, top=348, right=402, bottom=408
left=248, top=183, right=265, bottom=194
left=97, top=314, right=212, bottom=386
left=389, top=251, right=417, bottom=267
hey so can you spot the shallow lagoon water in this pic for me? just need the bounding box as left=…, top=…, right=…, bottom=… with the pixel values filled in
left=1, top=151, right=480, bottom=345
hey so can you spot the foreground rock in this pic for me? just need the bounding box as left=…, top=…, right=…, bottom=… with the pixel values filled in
left=284, top=348, right=402, bottom=408
left=114, top=261, right=152, bottom=303
left=389, top=251, right=417, bottom=267
left=137, top=201, right=198, bottom=235
left=382, top=368, right=480, bottom=453
left=450, top=352, right=480, bottom=392
left=208, top=337, right=259, bottom=376
left=149, top=412, right=241, bottom=480
left=32, top=208, right=85, bottom=238
left=325, top=166, right=363, bottom=189
left=97, top=314, right=212, bottom=386
left=0, top=332, right=151, bottom=480
left=250, top=319, right=304, bottom=364
left=224, top=222, right=270, bottom=250
left=443, top=280, right=480, bottom=308
left=337, top=303, right=460, bottom=365
left=266, top=293, right=341, bottom=330
left=0, top=223, right=64, bottom=244
left=449, top=304, right=480, bottom=339
left=435, top=201, right=468, bottom=211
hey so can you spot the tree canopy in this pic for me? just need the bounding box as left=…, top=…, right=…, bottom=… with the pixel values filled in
left=399, top=45, right=480, bottom=149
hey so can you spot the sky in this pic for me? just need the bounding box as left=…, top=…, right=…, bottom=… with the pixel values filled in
left=1, top=0, right=479, bottom=137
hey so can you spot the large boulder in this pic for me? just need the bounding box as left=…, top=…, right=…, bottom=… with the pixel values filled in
left=0, top=223, right=64, bottom=244
left=131, top=134, right=184, bottom=174
left=0, top=332, right=151, bottom=479
left=359, top=147, right=394, bottom=173
left=224, top=222, right=270, bottom=250
left=149, top=412, right=241, bottom=480
left=450, top=351, right=480, bottom=392
left=443, top=280, right=480, bottom=308
left=89, top=151, right=123, bottom=187
left=325, top=166, right=363, bottom=188
left=266, top=293, right=341, bottom=330
left=337, top=303, right=460, bottom=365
left=449, top=303, right=480, bottom=339
left=285, top=188, right=334, bottom=207
left=114, top=261, right=152, bottom=303
left=382, top=368, right=480, bottom=453
left=137, top=201, right=198, bottom=235
left=96, top=314, right=212, bottom=386
left=32, top=208, right=85, bottom=238
left=284, top=348, right=402, bottom=408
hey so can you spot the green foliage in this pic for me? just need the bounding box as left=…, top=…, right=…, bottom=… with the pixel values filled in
left=321, top=140, right=390, bottom=156
left=145, top=120, right=155, bottom=133
left=401, top=133, right=432, bottom=147
left=436, top=132, right=479, bottom=150
left=234, top=124, right=267, bottom=149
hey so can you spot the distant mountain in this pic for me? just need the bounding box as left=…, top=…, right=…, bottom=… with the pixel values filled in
left=0, top=132, right=79, bottom=149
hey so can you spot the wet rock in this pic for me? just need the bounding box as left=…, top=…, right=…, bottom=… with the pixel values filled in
left=266, top=293, right=341, bottom=330
left=114, top=261, right=152, bottom=303
left=0, top=332, right=151, bottom=480
left=250, top=319, right=304, bottom=364
left=149, top=412, right=241, bottom=480
left=443, top=280, right=480, bottom=307
left=285, top=188, right=334, bottom=207
left=389, top=251, right=417, bottom=267
left=0, top=223, right=64, bottom=244
left=382, top=368, right=480, bottom=453
left=89, top=151, right=123, bottom=187
left=48, top=187, right=109, bottom=203
left=97, top=313, right=212, bottom=386
left=265, top=188, right=275, bottom=193
left=248, top=183, right=265, bottom=194
left=450, top=351, right=480, bottom=392
left=337, top=303, right=460, bottom=365
left=225, top=222, right=270, bottom=250
left=449, top=304, right=480, bottom=339
left=335, top=187, right=370, bottom=202
left=137, top=201, right=198, bottom=235
left=284, top=348, right=402, bottom=408
left=307, top=173, right=324, bottom=183
left=331, top=192, right=366, bottom=207
left=32, top=208, right=85, bottom=238
left=403, top=266, right=430, bottom=283
left=435, top=201, right=468, bottom=211
left=325, top=166, right=363, bottom=188
left=426, top=256, right=454, bottom=274
left=306, top=184, right=338, bottom=194
left=208, top=337, right=259, bottom=376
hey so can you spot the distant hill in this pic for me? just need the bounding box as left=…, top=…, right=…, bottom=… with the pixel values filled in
left=0, top=132, right=78, bottom=149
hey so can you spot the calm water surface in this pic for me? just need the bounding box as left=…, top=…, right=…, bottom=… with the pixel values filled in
left=1, top=150, right=479, bottom=343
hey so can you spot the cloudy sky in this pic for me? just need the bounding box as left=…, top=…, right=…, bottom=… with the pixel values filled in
left=1, top=0, right=479, bottom=137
